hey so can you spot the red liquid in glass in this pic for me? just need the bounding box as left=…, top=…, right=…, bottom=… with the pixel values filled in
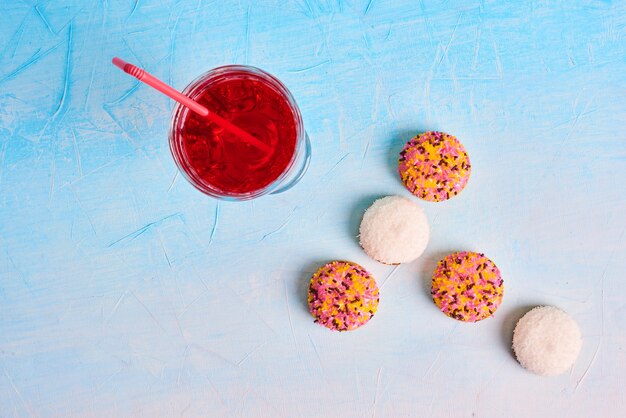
left=178, top=75, right=297, bottom=194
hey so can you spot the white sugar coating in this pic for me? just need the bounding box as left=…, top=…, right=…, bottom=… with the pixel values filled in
left=359, top=195, right=429, bottom=264
left=512, top=306, right=582, bottom=376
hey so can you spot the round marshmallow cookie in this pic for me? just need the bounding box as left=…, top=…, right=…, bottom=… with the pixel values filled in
left=308, top=261, right=379, bottom=332
left=431, top=251, right=503, bottom=322
left=513, top=306, right=582, bottom=376
left=398, top=131, right=471, bottom=202
left=359, top=196, right=429, bottom=265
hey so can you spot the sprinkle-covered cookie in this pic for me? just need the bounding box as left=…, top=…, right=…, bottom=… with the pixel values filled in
left=431, top=252, right=503, bottom=322
left=398, top=131, right=471, bottom=202
left=308, top=261, right=379, bottom=331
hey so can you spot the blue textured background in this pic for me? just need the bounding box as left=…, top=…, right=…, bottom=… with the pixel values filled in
left=1, top=1, right=625, bottom=416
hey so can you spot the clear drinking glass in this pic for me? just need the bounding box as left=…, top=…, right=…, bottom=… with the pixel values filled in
left=169, top=65, right=311, bottom=200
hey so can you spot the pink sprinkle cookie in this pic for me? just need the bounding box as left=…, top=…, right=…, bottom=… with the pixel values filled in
left=431, top=252, right=503, bottom=322
left=398, top=131, right=471, bottom=202
left=308, top=261, right=379, bottom=331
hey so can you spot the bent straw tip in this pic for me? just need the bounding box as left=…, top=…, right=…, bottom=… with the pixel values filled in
left=112, top=57, right=145, bottom=80
left=112, top=57, right=127, bottom=70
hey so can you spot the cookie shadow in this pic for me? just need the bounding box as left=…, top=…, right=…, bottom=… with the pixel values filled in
left=500, top=305, right=540, bottom=358
left=297, top=259, right=335, bottom=314
left=387, top=128, right=428, bottom=181
left=346, top=193, right=387, bottom=249
left=417, top=250, right=462, bottom=302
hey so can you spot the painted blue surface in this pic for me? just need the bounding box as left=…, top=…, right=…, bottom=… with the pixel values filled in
left=0, top=1, right=625, bottom=416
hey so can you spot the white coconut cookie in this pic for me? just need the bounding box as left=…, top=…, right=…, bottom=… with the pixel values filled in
left=513, top=306, right=582, bottom=376
left=359, top=195, right=429, bottom=264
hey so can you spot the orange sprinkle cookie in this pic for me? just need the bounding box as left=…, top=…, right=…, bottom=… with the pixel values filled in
left=431, top=252, right=503, bottom=322
left=398, top=131, right=471, bottom=202
left=308, top=261, right=379, bottom=331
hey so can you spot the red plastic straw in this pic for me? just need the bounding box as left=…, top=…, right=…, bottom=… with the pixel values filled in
left=111, top=57, right=270, bottom=152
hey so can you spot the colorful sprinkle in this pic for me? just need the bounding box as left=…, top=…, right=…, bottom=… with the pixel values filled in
left=308, top=261, right=380, bottom=331
left=398, top=131, right=471, bottom=202
left=431, top=252, right=503, bottom=322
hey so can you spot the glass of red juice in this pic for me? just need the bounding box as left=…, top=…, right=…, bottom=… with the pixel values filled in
left=169, top=65, right=311, bottom=200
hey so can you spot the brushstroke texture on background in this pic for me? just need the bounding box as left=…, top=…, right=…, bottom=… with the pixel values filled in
left=0, top=0, right=625, bottom=416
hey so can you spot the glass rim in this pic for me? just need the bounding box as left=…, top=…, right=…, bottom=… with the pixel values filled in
left=169, top=65, right=305, bottom=200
